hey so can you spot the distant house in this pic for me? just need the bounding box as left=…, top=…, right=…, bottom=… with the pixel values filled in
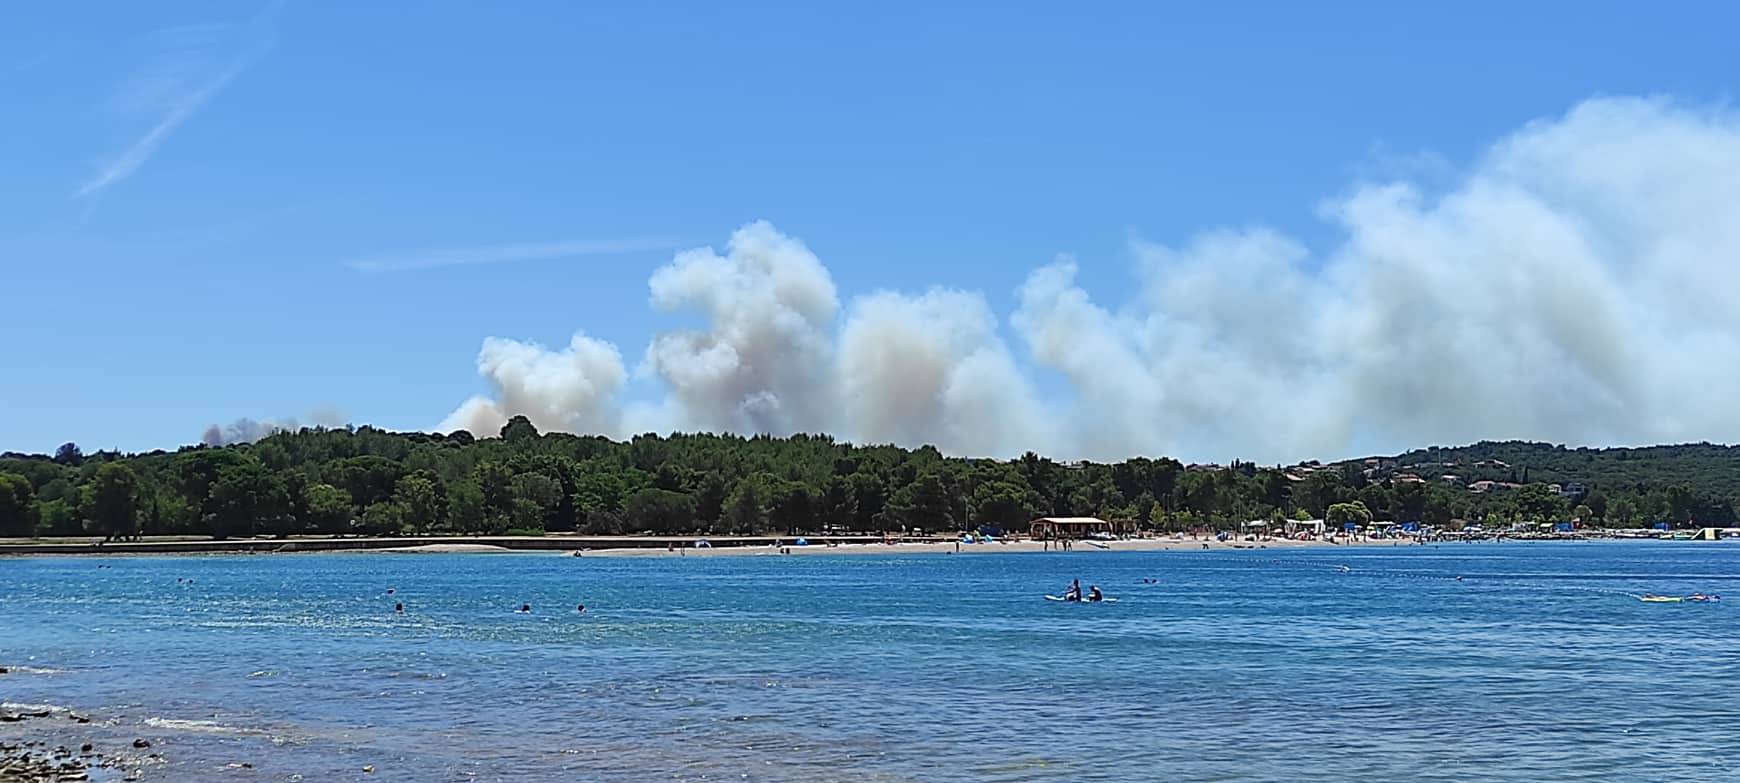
left=1393, top=473, right=1425, bottom=484
left=1439, top=474, right=1461, bottom=484
left=1558, top=482, right=1587, bottom=499
left=1468, top=480, right=1521, bottom=493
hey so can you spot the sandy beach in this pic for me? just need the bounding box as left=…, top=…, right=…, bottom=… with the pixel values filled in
left=0, top=533, right=1464, bottom=557
left=578, top=536, right=1379, bottom=557
left=370, top=543, right=516, bottom=554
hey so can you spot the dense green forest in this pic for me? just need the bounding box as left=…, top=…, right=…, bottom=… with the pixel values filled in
left=1, top=421, right=1735, bottom=540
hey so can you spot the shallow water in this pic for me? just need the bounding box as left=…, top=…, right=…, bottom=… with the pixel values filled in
left=2, top=542, right=1737, bottom=781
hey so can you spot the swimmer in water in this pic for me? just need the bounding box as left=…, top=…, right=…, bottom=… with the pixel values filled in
left=395, top=602, right=404, bottom=613
left=577, top=604, right=586, bottom=613
left=518, top=603, right=532, bottom=613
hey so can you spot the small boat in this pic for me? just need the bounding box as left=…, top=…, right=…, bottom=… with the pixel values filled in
left=1641, top=593, right=1723, bottom=603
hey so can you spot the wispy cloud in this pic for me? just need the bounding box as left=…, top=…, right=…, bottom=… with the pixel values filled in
left=347, top=238, right=685, bottom=273
left=76, top=66, right=247, bottom=198
left=75, top=5, right=278, bottom=198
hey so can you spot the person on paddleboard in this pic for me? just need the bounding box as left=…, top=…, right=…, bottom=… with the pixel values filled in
left=1064, top=579, right=1082, bottom=602
left=1087, top=585, right=1103, bottom=602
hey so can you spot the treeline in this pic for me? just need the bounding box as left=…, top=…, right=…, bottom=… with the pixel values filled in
left=1, top=422, right=1735, bottom=540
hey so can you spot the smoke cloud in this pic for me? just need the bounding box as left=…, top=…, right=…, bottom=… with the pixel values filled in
left=202, top=406, right=347, bottom=446
left=436, top=334, right=627, bottom=438
left=439, top=97, right=1740, bottom=463
left=642, top=221, right=839, bottom=436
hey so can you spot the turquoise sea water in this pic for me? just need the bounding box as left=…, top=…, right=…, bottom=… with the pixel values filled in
left=2, top=542, right=1737, bottom=782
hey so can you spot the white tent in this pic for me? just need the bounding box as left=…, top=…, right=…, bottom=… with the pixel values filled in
left=1284, top=519, right=1326, bottom=537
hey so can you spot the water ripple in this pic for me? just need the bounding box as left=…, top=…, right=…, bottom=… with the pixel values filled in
left=1, top=543, right=1736, bottom=781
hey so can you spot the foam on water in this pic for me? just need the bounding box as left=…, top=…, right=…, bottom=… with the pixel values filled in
left=142, top=717, right=269, bottom=735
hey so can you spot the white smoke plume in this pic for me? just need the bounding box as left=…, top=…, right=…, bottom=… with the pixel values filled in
left=201, top=406, right=347, bottom=446
left=839, top=288, right=1056, bottom=456
left=643, top=221, right=839, bottom=436
left=439, top=97, right=1740, bottom=463
left=436, top=334, right=626, bottom=438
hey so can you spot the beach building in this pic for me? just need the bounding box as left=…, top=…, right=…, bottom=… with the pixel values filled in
left=1029, top=516, right=1128, bottom=539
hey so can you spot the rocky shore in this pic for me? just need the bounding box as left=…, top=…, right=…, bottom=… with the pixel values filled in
left=0, top=705, right=159, bottom=783
left=0, top=739, right=94, bottom=782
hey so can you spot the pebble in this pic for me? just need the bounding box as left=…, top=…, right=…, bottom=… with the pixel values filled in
left=0, top=738, right=94, bottom=783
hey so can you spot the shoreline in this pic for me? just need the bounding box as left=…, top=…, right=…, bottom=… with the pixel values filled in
left=580, top=536, right=1372, bottom=557
left=0, top=533, right=1643, bottom=559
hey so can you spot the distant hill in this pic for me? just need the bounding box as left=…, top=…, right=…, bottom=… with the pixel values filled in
left=1378, top=441, right=1740, bottom=497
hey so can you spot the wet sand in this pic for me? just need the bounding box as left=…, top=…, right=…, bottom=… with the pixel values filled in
left=370, top=543, right=515, bottom=554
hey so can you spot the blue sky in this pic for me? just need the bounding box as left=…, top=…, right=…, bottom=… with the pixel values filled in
left=4, top=2, right=1738, bottom=459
